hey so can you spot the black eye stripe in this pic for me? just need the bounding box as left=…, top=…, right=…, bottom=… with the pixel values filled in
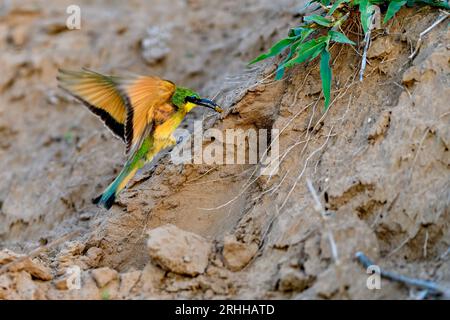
left=185, top=96, right=197, bottom=103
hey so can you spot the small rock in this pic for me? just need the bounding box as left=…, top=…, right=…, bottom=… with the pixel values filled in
left=56, top=241, right=86, bottom=270
left=223, top=235, right=258, bottom=271
left=43, top=22, right=68, bottom=35
left=138, top=263, right=166, bottom=293
left=367, top=36, right=395, bottom=59
left=119, top=270, right=141, bottom=297
left=402, top=66, right=421, bottom=85
left=222, top=235, right=258, bottom=271
left=314, top=266, right=346, bottom=299
left=147, top=224, right=211, bottom=276
left=49, top=272, right=101, bottom=300
left=0, top=274, right=15, bottom=299
left=78, top=212, right=91, bottom=221
left=83, top=247, right=103, bottom=268
left=14, top=271, right=45, bottom=299
left=0, top=249, right=53, bottom=281
left=277, top=265, right=312, bottom=292
left=61, top=241, right=86, bottom=256
left=54, top=276, right=70, bottom=290
left=368, top=111, right=391, bottom=142
left=15, top=258, right=53, bottom=281
left=91, top=267, right=118, bottom=288
left=206, top=265, right=230, bottom=279
left=0, top=249, right=22, bottom=264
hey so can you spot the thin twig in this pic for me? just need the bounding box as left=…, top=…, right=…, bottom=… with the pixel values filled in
left=423, top=230, right=429, bottom=258
left=359, top=24, right=372, bottom=82
left=306, top=179, right=349, bottom=298
left=387, top=236, right=412, bottom=258
left=306, top=179, right=339, bottom=262
left=198, top=73, right=314, bottom=211
left=408, top=11, right=449, bottom=60
left=408, top=127, right=429, bottom=183
left=280, top=126, right=334, bottom=211
left=356, top=252, right=450, bottom=298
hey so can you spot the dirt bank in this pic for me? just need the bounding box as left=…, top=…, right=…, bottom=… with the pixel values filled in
left=0, top=0, right=449, bottom=299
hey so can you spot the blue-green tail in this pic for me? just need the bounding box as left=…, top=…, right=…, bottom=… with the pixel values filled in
left=93, top=159, right=143, bottom=210
left=92, top=166, right=128, bottom=209
left=93, top=137, right=153, bottom=210
left=92, top=188, right=116, bottom=210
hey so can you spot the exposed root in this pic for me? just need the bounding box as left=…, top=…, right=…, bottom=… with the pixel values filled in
left=356, top=252, right=450, bottom=299
left=280, top=125, right=335, bottom=211
left=408, top=11, right=449, bottom=60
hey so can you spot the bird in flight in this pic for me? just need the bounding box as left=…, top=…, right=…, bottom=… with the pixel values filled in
left=57, top=68, right=222, bottom=209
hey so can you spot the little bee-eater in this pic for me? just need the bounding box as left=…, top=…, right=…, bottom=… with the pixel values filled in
left=57, top=68, right=222, bottom=209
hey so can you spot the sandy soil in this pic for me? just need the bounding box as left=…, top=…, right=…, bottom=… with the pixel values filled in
left=0, top=0, right=449, bottom=299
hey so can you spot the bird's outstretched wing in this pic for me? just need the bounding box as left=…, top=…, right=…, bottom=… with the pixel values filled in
left=57, top=68, right=176, bottom=157
left=119, top=76, right=176, bottom=155
left=57, top=68, right=128, bottom=140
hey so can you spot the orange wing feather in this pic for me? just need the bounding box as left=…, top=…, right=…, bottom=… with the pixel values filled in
left=57, top=69, right=127, bottom=140
left=120, top=77, right=176, bottom=155
left=58, top=69, right=176, bottom=156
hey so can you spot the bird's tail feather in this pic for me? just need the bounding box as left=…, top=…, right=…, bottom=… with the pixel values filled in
left=93, top=137, right=153, bottom=210
left=93, top=162, right=140, bottom=210
left=92, top=190, right=116, bottom=210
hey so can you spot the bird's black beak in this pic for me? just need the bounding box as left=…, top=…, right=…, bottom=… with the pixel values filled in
left=186, top=97, right=223, bottom=113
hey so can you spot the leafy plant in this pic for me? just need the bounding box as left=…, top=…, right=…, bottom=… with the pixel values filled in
left=249, top=0, right=449, bottom=110
left=101, top=289, right=110, bottom=300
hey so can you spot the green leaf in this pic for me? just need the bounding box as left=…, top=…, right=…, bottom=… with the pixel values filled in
left=304, top=14, right=333, bottom=27
left=320, top=49, right=332, bottom=110
left=275, top=66, right=286, bottom=80
left=249, top=36, right=299, bottom=65
left=328, top=30, right=356, bottom=45
left=289, top=27, right=304, bottom=37
left=282, top=36, right=328, bottom=68
left=359, top=0, right=375, bottom=34
left=289, top=27, right=315, bottom=39
left=275, top=30, right=315, bottom=79
left=329, top=0, right=349, bottom=15
left=101, top=290, right=110, bottom=300
left=413, top=0, right=450, bottom=10
left=299, top=28, right=315, bottom=41
left=384, top=0, right=407, bottom=23
left=309, top=0, right=330, bottom=5
left=289, top=27, right=302, bottom=37
left=275, top=50, right=294, bottom=80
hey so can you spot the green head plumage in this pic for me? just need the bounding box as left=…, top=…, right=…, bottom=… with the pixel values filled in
left=171, top=87, right=199, bottom=109
left=171, top=86, right=223, bottom=113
